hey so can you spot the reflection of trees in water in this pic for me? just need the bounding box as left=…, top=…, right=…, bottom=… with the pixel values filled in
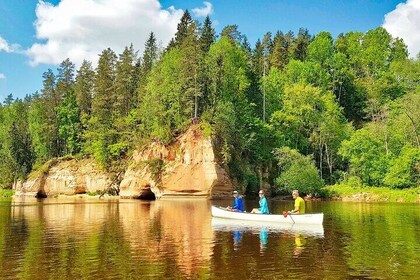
left=327, top=202, right=420, bottom=279
left=0, top=198, right=214, bottom=279
left=1, top=199, right=418, bottom=279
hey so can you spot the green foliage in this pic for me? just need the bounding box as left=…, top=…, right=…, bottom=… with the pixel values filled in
left=307, top=31, right=333, bottom=66
left=325, top=183, right=420, bottom=203
left=273, top=147, right=324, bottom=195
left=90, top=136, right=110, bottom=169
left=139, top=47, right=186, bottom=143
left=200, top=16, right=215, bottom=53
left=57, top=89, right=81, bottom=155
left=108, top=142, right=129, bottom=158
left=86, top=190, right=102, bottom=196
left=339, top=126, right=390, bottom=186
left=75, top=60, right=95, bottom=116
left=175, top=10, right=193, bottom=44
left=285, top=60, right=330, bottom=89
left=384, top=145, right=420, bottom=188
left=2, top=21, right=419, bottom=196
left=271, top=83, right=324, bottom=151
left=145, top=159, right=165, bottom=177
left=0, top=189, right=14, bottom=197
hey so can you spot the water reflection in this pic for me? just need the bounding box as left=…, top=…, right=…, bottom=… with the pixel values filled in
left=211, top=217, right=324, bottom=259
left=0, top=197, right=214, bottom=280
left=259, top=227, right=268, bottom=254
left=293, top=233, right=306, bottom=257
left=233, top=230, right=243, bottom=251
left=211, top=217, right=324, bottom=237
left=0, top=198, right=418, bottom=279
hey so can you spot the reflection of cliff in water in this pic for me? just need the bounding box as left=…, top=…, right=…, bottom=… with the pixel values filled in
left=119, top=199, right=214, bottom=278
left=3, top=197, right=214, bottom=279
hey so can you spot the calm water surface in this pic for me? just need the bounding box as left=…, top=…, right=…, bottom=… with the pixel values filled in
left=0, top=197, right=418, bottom=279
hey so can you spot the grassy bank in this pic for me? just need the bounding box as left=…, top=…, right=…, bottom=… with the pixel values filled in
left=324, top=184, right=420, bottom=203
left=0, top=189, right=14, bottom=198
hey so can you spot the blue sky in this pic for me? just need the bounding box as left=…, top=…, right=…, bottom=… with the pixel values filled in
left=0, top=0, right=416, bottom=102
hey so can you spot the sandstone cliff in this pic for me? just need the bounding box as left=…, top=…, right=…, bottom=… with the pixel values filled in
left=14, top=125, right=233, bottom=199
left=119, top=125, right=233, bottom=199
left=13, top=158, right=113, bottom=197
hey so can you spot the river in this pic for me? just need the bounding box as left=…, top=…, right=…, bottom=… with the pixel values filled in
left=0, top=197, right=418, bottom=279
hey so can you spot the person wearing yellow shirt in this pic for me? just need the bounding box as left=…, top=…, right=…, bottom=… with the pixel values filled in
left=288, top=190, right=305, bottom=214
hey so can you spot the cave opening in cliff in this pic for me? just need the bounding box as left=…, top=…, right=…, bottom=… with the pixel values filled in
left=139, top=186, right=156, bottom=200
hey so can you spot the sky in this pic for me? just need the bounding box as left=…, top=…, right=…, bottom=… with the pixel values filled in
left=0, top=0, right=419, bottom=102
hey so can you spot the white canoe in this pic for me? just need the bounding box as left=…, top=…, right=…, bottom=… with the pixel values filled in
left=211, top=217, right=324, bottom=237
left=211, top=206, right=323, bottom=225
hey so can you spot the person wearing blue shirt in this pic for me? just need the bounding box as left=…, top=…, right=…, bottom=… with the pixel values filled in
left=227, top=190, right=245, bottom=212
left=251, top=190, right=269, bottom=214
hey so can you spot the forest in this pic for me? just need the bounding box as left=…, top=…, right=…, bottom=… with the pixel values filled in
left=1, top=11, right=419, bottom=195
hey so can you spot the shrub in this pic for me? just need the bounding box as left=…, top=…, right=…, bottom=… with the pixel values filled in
left=273, top=147, right=324, bottom=195
left=384, top=145, right=420, bottom=188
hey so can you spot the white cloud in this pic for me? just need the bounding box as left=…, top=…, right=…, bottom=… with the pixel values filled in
left=0, top=73, right=5, bottom=80
left=26, top=0, right=186, bottom=67
left=0, top=36, right=20, bottom=53
left=383, top=0, right=420, bottom=58
left=192, top=1, right=213, bottom=17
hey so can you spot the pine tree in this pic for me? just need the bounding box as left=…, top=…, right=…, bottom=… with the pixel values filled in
left=220, top=25, right=242, bottom=42
left=88, top=48, right=117, bottom=168
left=115, top=44, right=136, bottom=117
left=174, top=10, right=193, bottom=47
left=75, top=60, right=95, bottom=117
left=200, top=15, right=215, bottom=53
left=57, top=88, right=80, bottom=155
left=180, top=21, right=202, bottom=119
left=138, top=32, right=158, bottom=103
left=4, top=94, right=14, bottom=105
left=143, top=32, right=158, bottom=74
left=252, top=39, right=264, bottom=77
left=56, top=58, right=75, bottom=92
left=270, top=31, right=289, bottom=70
left=56, top=58, right=76, bottom=154
left=9, top=99, right=34, bottom=177
left=92, top=48, right=117, bottom=124
left=40, top=69, right=60, bottom=157
left=284, top=30, right=295, bottom=59
left=293, top=28, right=311, bottom=61
left=241, top=36, right=252, bottom=58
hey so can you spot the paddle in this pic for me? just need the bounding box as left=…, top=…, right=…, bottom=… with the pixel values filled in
left=283, top=210, right=295, bottom=224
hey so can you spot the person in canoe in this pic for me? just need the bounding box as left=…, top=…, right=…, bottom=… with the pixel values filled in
left=251, top=190, right=269, bottom=214
left=226, top=190, right=245, bottom=212
left=288, top=190, right=305, bottom=214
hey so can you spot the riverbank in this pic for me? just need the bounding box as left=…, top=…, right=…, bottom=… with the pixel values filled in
left=3, top=185, right=420, bottom=203
left=324, top=184, right=420, bottom=203
left=0, top=189, right=14, bottom=198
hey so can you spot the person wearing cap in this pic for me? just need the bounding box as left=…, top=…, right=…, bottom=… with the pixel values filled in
left=227, top=190, right=245, bottom=212
left=288, top=190, right=305, bottom=214
left=251, top=190, right=270, bottom=214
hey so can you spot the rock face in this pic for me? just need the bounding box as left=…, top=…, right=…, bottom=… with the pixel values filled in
left=13, top=158, right=112, bottom=197
left=119, top=125, right=233, bottom=199
left=14, top=126, right=233, bottom=199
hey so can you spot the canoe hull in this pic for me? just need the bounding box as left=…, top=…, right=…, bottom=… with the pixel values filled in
left=211, top=206, right=323, bottom=225
left=211, top=217, right=324, bottom=237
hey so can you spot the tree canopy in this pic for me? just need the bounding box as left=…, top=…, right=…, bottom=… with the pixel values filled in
left=1, top=20, right=419, bottom=194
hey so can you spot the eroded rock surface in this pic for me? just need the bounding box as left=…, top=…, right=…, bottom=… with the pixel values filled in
left=119, top=126, right=233, bottom=199
left=13, top=158, right=112, bottom=197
